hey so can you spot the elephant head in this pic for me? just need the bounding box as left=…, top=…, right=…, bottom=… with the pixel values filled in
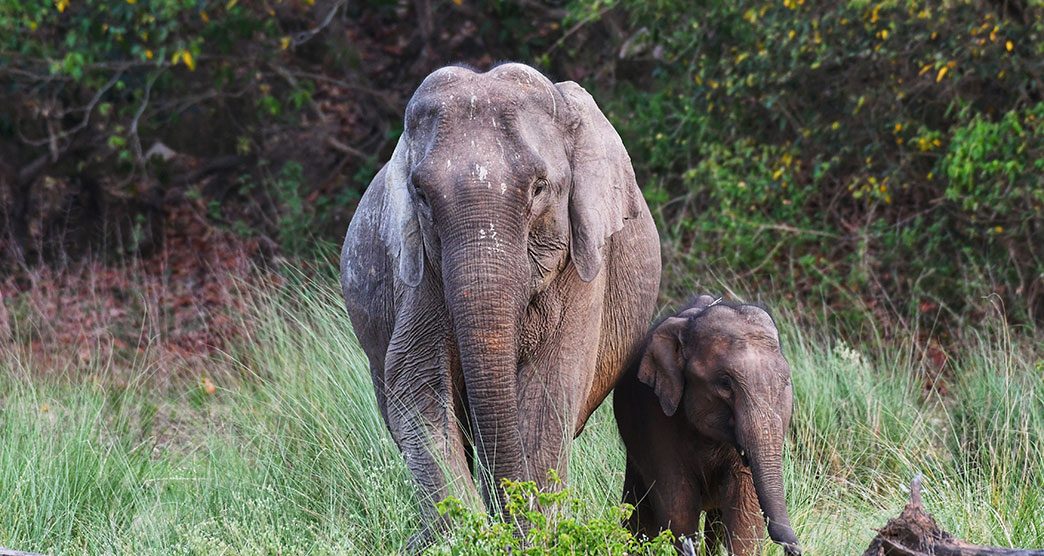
left=380, top=63, right=643, bottom=500
left=638, top=296, right=801, bottom=555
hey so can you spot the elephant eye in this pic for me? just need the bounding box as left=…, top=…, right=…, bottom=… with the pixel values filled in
left=533, top=177, right=550, bottom=197
left=715, top=375, right=733, bottom=394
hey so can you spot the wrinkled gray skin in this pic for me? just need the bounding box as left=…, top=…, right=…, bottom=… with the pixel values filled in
left=340, top=63, right=661, bottom=544
left=614, top=295, right=801, bottom=556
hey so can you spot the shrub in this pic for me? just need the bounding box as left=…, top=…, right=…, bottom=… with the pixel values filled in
left=426, top=470, right=677, bottom=555
left=579, top=0, right=1043, bottom=333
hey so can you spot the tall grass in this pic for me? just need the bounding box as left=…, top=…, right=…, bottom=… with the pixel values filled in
left=1, top=270, right=1040, bottom=554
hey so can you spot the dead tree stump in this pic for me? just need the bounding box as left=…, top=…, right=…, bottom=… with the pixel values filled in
left=863, top=474, right=1044, bottom=556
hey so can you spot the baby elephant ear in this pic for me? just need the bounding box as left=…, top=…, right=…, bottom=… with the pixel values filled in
left=637, top=316, right=688, bottom=416
left=556, top=80, right=643, bottom=282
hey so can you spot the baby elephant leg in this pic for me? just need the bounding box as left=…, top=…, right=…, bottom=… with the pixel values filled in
left=721, top=469, right=767, bottom=555
left=703, top=509, right=727, bottom=554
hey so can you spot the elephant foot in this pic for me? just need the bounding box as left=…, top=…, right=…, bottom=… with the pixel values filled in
left=405, top=530, right=432, bottom=554
left=404, top=513, right=452, bottom=554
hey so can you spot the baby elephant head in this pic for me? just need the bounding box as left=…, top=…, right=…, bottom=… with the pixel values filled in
left=638, top=295, right=801, bottom=555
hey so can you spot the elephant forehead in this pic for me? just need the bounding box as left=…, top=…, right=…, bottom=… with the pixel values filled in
left=407, top=65, right=560, bottom=128
left=691, top=306, right=778, bottom=340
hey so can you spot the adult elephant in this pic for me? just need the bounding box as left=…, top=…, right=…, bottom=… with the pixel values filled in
left=340, top=63, right=660, bottom=541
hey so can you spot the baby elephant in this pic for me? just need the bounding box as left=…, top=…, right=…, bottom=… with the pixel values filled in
left=614, top=295, right=801, bottom=556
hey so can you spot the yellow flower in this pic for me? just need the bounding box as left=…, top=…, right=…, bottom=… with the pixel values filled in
left=40, top=403, right=50, bottom=413
left=145, top=49, right=153, bottom=60
left=280, top=36, right=291, bottom=50
left=126, top=0, right=136, bottom=4
left=55, top=0, right=69, bottom=13
left=894, top=122, right=903, bottom=133
left=936, top=66, right=948, bottom=82
left=993, top=226, right=1004, bottom=234
left=1006, top=40, right=1014, bottom=52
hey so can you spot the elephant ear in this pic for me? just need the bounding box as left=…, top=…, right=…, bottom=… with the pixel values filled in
left=380, top=133, right=424, bottom=287
left=637, top=316, right=688, bottom=417
left=556, top=80, right=643, bottom=282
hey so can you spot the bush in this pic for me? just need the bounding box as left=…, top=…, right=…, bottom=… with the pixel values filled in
left=580, top=0, right=1043, bottom=333
left=426, top=471, right=676, bottom=555
left=0, top=0, right=351, bottom=261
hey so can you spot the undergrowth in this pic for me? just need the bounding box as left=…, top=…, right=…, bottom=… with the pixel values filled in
left=0, top=268, right=1040, bottom=554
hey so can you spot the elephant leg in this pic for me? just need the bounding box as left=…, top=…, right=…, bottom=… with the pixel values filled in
left=515, top=273, right=612, bottom=488
left=384, top=296, right=480, bottom=545
left=720, top=467, right=766, bottom=556
left=515, top=331, right=598, bottom=488
left=622, top=459, right=653, bottom=536
left=385, top=359, right=477, bottom=548
left=703, top=509, right=727, bottom=555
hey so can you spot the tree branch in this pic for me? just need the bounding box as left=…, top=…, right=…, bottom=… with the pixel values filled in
left=18, top=70, right=124, bottom=152
left=291, top=0, right=348, bottom=48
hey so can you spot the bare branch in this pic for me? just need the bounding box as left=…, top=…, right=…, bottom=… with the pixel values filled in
left=292, top=0, right=348, bottom=48
left=283, top=69, right=399, bottom=113
left=325, top=136, right=370, bottom=160
left=18, top=70, right=124, bottom=150
left=130, top=70, right=162, bottom=165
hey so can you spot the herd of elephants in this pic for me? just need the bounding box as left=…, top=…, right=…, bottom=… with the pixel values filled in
left=340, top=63, right=802, bottom=555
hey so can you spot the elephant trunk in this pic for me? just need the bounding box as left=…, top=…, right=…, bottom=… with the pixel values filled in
left=441, top=202, right=528, bottom=510
left=740, top=404, right=802, bottom=555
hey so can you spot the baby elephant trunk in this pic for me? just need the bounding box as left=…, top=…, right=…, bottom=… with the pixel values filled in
left=742, top=408, right=802, bottom=555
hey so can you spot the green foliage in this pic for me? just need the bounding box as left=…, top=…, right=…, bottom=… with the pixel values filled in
left=582, top=0, right=1043, bottom=331
left=943, top=103, right=1044, bottom=228
left=0, top=0, right=322, bottom=259
left=271, top=161, right=310, bottom=254
left=427, top=470, right=676, bottom=555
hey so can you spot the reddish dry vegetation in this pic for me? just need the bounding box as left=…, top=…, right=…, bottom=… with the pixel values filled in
left=1, top=202, right=271, bottom=381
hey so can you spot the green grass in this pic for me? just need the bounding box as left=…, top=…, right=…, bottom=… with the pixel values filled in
left=1, top=272, right=1041, bottom=554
